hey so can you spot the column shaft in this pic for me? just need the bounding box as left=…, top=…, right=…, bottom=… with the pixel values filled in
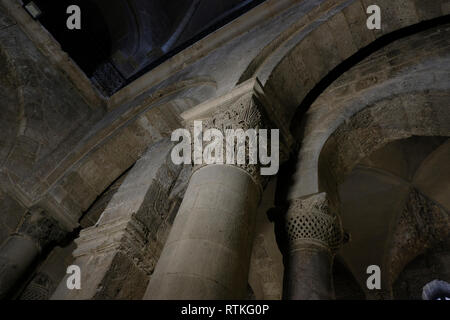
left=283, top=246, right=333, bottom=299
left=145, top=165, right=260, bottom=299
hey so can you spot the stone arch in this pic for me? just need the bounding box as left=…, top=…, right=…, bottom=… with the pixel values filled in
left=237, top=0, right=450, bottom=201
left=315, top=100, right=449, bottom=291
left=317, top=90, right=450, bottom=204
left=283, top=21, right=450, bottom=200
left=249, top=0, right=450, bottom=127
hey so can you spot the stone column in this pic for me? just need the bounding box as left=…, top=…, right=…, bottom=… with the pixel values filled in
left=280, top=193, right=343, bottom=300
left=144, top=79, right=291, bottom=299
left=0, top=209, right=66, bottom=299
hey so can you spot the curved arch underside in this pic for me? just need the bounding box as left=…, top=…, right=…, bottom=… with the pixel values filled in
left=260, top=0, right=450, bottom=122
left=337, top=137, right=449, bottom=291
left=288, top=22, right=450, bottom=200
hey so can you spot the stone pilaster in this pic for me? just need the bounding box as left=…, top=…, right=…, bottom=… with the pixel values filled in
left=51, top=139, right=183, bottom=300
left=280, top=192, right=343, bottom=300
left=51, top=217, right=153, bottom=300
left=0, top=209, right=66, bottom=299
left=144, top=78, right=291, bottom=299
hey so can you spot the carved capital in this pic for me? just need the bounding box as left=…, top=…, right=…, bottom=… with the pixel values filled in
left=285, top=193, right=343, bottom=253
left=181, top=78, right=293, bottom=186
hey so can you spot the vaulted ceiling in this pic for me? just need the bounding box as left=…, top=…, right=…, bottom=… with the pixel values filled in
left=339, top=136, right=450, bottom=290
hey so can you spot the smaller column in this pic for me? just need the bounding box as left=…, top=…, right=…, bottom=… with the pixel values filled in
left=279, top=193, right=343, bottom=300
left=0, top=209, right=66, bottom=299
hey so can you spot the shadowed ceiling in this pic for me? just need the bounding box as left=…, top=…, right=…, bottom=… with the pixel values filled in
left=25, top=0, right=264, bottom=95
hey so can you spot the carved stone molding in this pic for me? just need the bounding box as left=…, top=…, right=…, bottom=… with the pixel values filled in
left=284, top=193, right=343, bottom=253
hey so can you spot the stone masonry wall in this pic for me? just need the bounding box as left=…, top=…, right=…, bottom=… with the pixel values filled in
left=0, top=6, right=103, bottom=239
